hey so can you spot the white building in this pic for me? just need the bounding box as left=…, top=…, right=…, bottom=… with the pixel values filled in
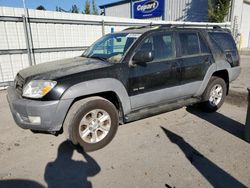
left=230, top=0, right=250, bottom=48
left=99, top=0, right=208, bottom=22
left=100, top=0, right=250, bottom=48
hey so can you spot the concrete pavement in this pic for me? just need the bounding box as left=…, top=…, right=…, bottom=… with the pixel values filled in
left=0, top=89, right=249, bottom=187
left=0, top=55, right=250, bottom=188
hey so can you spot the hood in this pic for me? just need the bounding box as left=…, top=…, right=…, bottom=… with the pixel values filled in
left=18, top=56, right=112, bottom=80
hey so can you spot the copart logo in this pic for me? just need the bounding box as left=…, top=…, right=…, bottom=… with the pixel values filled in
left=137, top=0, right=159, bottom=13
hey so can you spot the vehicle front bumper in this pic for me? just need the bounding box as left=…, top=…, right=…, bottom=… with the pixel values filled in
left=7, top=86, right=72, bottom=132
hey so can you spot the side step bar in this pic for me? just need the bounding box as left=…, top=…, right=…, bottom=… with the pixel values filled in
left=124, top=97, right=200, bottom=123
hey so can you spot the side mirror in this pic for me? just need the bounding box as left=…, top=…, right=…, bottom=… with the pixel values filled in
left=132, top=50, right=154, bottom=65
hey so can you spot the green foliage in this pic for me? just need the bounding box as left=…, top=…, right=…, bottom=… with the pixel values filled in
left=55, top=0, right=98, bottom=15
left=92, top=0, right=99, bottom=15
left=56, top=6, right=67, bottom=12
left=84, top=0, right=91, bottom=14
left=36, top=5, right=46, bottom=10
left=208, top=0, right=231, bottom=22
left=70, top=4, right=80, bottom=13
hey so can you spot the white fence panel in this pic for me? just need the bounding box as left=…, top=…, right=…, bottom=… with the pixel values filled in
left=0, top=6, right=231, bottom=87
left=0, top=22, right=8, bottom=50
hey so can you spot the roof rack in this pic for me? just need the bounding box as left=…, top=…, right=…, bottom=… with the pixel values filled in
left=160, top=23, right=226, bottom=29
left=123, top=22, right=231, bottom=31
left=122, top=22, right=161, bottom=31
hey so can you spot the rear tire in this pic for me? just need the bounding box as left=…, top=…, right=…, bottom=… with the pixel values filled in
left=63, top=97, right=119, bottom=152
left=200, top=76, right=227, bottom=112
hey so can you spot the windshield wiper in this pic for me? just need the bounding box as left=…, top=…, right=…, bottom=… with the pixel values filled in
left=90, top=56, right=110, bottom=63
left=81, top=54, right=87, bottom=57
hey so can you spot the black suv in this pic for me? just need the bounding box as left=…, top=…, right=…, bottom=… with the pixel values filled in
left=7, top=25, right=241, bottom=151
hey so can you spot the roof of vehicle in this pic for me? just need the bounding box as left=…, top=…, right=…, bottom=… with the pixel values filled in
left=115, top=24, right=230, bottom=34
left=121, top=27, right=158, bottom=34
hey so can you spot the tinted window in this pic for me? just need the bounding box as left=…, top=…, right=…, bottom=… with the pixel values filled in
left=179, top=32, right=200, bottom=56
left=137, top=32, right=174, bottom=61
left=199, top=35, right=210, bottom=53
left=209, top=32, right=236, bottom=51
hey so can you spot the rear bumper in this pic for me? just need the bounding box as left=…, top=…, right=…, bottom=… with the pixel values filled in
left=228, top=66, right=241, bottom=82
left=7, top=86, right=72, bottom=132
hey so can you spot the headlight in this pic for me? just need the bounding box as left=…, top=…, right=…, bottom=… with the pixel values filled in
left=22, top=80, right=57, bottom=98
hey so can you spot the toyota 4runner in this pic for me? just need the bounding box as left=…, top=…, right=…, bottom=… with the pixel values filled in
left=7, top=24, right=241, bottom=151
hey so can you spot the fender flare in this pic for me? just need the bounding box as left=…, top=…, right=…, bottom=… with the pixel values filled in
left=195, top=60, right=231, bottom=96
left=61, top=78, right=131, bottom=114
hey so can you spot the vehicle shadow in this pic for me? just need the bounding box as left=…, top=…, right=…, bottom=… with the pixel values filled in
left=44, top=141, right=101, bottom=188
left=186, top=106, right=246, bottom=142
left=161, top=127, right=247, bottom=188
left=0, top=179, right=44, bottom=188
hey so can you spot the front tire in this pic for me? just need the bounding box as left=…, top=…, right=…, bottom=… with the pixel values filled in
left=200, top=76, right=227, bottom=112
left=63, top=97, right=119, bottom=152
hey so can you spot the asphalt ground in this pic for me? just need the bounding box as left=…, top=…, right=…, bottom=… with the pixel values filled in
left=0, top=56, right=249, bottom=188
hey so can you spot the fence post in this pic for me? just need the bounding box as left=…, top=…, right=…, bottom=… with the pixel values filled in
left=102, top=20, right=105, bottom=36
left=26, top=9, right=36, bottom=65
left=22, top=14, right=33, bottom=67
left=0, top=64, right=4, bottom=84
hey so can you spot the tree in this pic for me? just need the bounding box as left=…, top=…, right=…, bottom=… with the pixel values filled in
left=36, top=5, right=46, bottom=10
left=70, top=4, right=80, bottom=13
left=92, top=0, right=99, bottom=15
left=56, top=6, right=68, bottom=12
left=84, top=0, right=91, bottom=14
left=208, top=0, right=231, bottom=22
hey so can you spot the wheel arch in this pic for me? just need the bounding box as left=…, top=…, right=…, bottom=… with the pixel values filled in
left=70, top=91, right=124, bottom=121
left=195, top=63, right=230, bottom=97
left=58, top=78, right=131, bottom=135
left=211, top=70, right=229, bottom=95
left=61, top=78, right=131, bottom=114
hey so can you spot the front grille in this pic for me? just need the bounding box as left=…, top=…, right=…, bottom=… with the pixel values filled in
left=15, top=74, right=25, bottom=95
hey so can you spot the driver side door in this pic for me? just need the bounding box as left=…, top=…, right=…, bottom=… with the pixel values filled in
left=128, top=31, right=181, bottom=110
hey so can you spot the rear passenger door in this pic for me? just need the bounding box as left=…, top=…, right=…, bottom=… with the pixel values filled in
left=177, top=31, right=213, bottom=96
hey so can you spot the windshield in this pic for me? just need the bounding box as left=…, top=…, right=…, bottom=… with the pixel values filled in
left=83, top=33, right=141, bottom=63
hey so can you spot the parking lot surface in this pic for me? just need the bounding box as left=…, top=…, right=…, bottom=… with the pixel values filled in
left=0, top=93, right=249, bottom=187
left=0, top=56, right=250, bottom=188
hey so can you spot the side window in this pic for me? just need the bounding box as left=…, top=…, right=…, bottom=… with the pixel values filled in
left=136, top=32, right=174, bottom=62
left=209, top=32, right=236, bottom=51
left=199, top=35, right=210, bottom=54
left=179, top=32, right=200, bottom=56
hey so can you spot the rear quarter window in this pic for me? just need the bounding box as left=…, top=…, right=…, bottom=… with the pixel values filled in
left=209, top=32, right=236, bottom=51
